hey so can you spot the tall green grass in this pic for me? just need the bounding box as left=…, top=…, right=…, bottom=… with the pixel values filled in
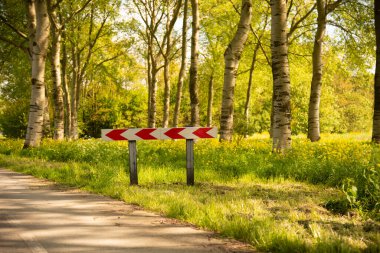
left=0, top=135, right=379, bottom=252
left=6, top=137, right=378, bottom=211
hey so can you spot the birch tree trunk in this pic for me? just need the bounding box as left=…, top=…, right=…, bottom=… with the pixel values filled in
left=146, top=7, right=157, bottom=128
left=308, top=1, right=326, bottom=142
left=61, top=31, right=72, bottom=138
left=67, top=5, right=106, bottom=139
left=308, top=0, right=342, bottom=142
left=219, top=0, right=252, bottom=141
left=43, top=88, right=51, bottom=137
left=189, top=0, right=200, bottom=126
left=49, top=8, right=65, bottom=140
left=70, top=45, right=79, bottom=139
left=270, top=0, right=291, bottom=152
left=207, top=72, right=214, bottom=127
left=163, top=30, right=171, bottom=128
left=163, top=1, right=182, bottom=128
left=173, top=0, right=188, bottom=127
left=147, top=36, right=152, bottom=127
left=373, top=0, right=380, bottom=143
left=244, top=42, right=260, bottom=138
left=24, top=0, right=50, bottom=148
left=162, top=6, right=171, bottom=128
left=26, top=0, right=36, bottom=60
left=148, top=60, right=158, bottom=128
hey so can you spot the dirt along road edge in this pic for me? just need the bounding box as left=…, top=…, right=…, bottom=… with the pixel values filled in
left=0, top=168, right=254, bottom=253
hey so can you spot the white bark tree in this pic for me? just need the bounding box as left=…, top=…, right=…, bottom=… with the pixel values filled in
left=46, top=0, right=92, bottom=140
left=65, top=2, right=109, bottom=139
left=132, top=0, right=181, bottom=128
left=244, top=14, right=270, bottom=138
left=23, top=0, right=50, bottom=148
left=48, top=2, right=64, bottom=140
left=308, top=0, right=343, bottom=142
left=173, top=0, right=188, bottom=127
left=207, top=72, right=214, bottom=127
left=373, top=0, right=380, bottom=143
left=270, top=0, right=291, bottom=152
left=189, top=0, right=200, bottom=126
left=162, top=0, right=182, bottom=127
left=219, top=0, right=252, bottom=141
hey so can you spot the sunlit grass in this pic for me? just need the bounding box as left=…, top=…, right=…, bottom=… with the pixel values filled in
left=0, top=135, right=379, bottom=252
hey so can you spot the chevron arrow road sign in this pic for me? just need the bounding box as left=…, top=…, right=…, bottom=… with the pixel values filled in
left=101, top=127, right=217, bottom=186
left=101, top=127, right=218, bottom=141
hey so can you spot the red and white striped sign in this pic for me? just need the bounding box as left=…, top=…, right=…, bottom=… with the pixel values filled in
left=101, top=127, right=218, bottom=141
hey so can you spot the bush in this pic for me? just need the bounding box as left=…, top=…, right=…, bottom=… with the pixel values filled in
left=0, top=99, right=28, bottom=138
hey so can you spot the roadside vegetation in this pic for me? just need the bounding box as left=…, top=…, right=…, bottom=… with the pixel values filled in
left=0, top=133, right=379, bottom=252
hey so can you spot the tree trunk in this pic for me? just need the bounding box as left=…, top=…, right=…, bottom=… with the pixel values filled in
left=270, top=0, right=291, bottom=152
left=189, top=0, right=200, bottom=126
left=308, top=0, right=326, bottom=142
left=148, top=59, right=158, bottom=128
left=61, top=31, right=72, bottom=138
left=163, top=8, right=171, bottom=128
left=373, top=0, right=380, bottom=143
left=146, top=9, right=157, bottom=128
left=24, top=0, right=50, bottom=148
left=308, top=0, right=342, bottom=142
left=146, top=36, right=152, bottom=127
left=43, top=88, right=51, bottom=137
left=26, top=0, right=36, bottom=61
left=162, top=1, right=182, bottom=127
left=49, top=9, right=65, bottom=140
left=173, top=0, right=188, bottom=127
left=207, top=72, right=214, bottom=127
left=244, top=42, right=260, bottom=138
left=163, top=55, right=170, bottom=127
left=70, top=45, right=79, bottom=139
left=219, top=0, right=252, bottom=141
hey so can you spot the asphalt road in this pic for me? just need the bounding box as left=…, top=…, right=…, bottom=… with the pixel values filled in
left=0, top=169, right=253, bottom=253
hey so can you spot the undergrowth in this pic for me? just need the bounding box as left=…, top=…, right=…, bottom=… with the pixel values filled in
left=0, top=134, right=379, bottom=252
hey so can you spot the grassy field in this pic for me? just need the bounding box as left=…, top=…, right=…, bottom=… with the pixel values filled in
left=0, top=134, right=379, bottom=252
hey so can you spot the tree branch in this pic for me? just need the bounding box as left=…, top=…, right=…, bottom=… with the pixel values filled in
left=229, top=1, right=271, bottom=67
left=51, top=0, right=64, bottom=10
left=288, top=28, right=315, bottom=45
left=160, top=0, right=182, bottom=53
left=94, top=53, right=124, bottom=68
left=327, top=20, right=352, bottom=35
left=287, top=0, right=294, bottom=18
left=63, top=0, right=93, bottom=26
left=287, top=3, right=316, bottom=39
left=327, top=0, right=344, bottom=13
left=0, top=35, right=28, bottom=54
left=0, top=15, right=28, bottom=40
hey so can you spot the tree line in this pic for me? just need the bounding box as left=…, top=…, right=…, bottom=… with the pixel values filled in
left=0, top=0, right=377, bottom=152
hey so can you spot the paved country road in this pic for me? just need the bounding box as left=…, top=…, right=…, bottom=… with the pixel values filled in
left=0, top=169, right=253, bottom=253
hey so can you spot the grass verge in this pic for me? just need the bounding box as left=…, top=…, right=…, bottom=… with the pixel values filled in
left=0, top=135, right=379, bottom=252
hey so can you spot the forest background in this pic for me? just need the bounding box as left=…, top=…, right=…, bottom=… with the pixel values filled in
left=0, top=0, right=375, bottom=142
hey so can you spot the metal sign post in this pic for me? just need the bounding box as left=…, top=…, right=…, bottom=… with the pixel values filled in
left=101, top=127, right=217, bottom=186
left=128, top=140, right=138, bottom=185
left=186, top=139, right=194, bottom=186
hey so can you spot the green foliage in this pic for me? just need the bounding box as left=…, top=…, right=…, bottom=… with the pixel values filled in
left=340, top=150, right=380, bottom=216
left=0, top=47, right=30, bottom=138
left=81, top=86, right=147, bottom=137
left=0, top=99, right=28, bottom=138
left=2, top=135, right=379, bottom=216
left=0, top=134, right=379, bottom=252
left=0, top=0, right=375, bottom=137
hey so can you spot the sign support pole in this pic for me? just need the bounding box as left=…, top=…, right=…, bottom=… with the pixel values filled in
left=103, top=127, right=217, bottom=186
left=128, top=140, right=138, bottom=185
left=186, top=139, right=194, bottom=186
